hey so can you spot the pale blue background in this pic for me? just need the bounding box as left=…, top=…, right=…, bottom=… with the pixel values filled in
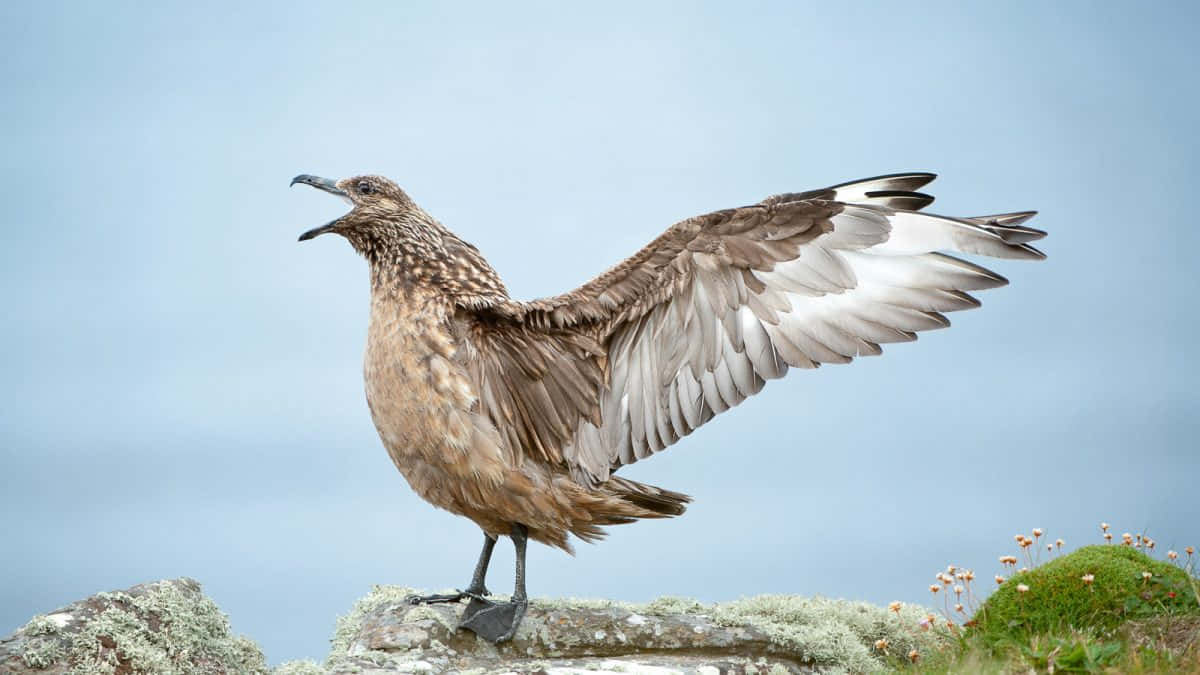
left=3, top=1, right=1197, bottom=665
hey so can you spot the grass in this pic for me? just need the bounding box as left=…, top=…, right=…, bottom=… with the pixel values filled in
left=879, top=524, right=1200, bottom=674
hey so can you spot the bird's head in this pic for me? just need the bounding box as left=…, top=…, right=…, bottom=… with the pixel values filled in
left=291, top=172, right=509, bottom=300
left=292, top=173, right=439, bottom=259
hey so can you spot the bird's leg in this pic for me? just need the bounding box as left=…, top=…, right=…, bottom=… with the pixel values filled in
left=406, top=534, right=496, bottom=605
left=464, top=533, right=496, bottom=596
left=459, top=523, right=529, bottom=643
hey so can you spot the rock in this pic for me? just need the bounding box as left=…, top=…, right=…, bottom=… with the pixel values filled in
left=0, top=578, right=267, bottom=674
left=308, top=587, right=951, bottom=674
left=3, top=582, right=950, bottom=674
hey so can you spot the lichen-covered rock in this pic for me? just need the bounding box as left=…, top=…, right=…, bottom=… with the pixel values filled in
left=3, top=580, right=950, bottom=674
left=0, top=578, right=267, bottom=674
left=311, top=586, right=952, bottom=674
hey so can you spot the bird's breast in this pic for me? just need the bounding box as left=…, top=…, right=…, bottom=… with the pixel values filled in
left=363, top=289, right=503, bottom=472
left=361, top=290, right=521, bottom=526
left=364, top=294, right=473, bottom=444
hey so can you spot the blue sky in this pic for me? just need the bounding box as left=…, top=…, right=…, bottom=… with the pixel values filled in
left=2, top=1, right=1198, bottom=665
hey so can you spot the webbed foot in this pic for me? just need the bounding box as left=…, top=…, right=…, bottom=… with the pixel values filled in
left=458, top=597, right=528, bottom=643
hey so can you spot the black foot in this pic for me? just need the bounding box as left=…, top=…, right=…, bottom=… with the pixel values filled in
left=405, top=588, right=488, bottom=605
left=458, top=597, right=527, bottom=643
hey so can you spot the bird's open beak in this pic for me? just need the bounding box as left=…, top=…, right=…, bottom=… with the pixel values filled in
left=291, top=174, right=349, bottom=242
left=297, top=220, right=337, bottom=242
left=291, top=174, right=345, bottom=196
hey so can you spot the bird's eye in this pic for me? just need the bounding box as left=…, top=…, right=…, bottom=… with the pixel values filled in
left=358, top=181, right=373, bottom=195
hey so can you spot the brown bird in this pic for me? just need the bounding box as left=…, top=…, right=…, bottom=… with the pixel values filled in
left=292, top=171, right=1045, bottom=642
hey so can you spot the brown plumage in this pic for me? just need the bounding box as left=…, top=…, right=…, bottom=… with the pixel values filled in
left=292, top=171, right=1045, bottom=641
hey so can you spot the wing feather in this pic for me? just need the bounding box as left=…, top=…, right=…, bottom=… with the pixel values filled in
left=463, top=172, right=1043, bottom=484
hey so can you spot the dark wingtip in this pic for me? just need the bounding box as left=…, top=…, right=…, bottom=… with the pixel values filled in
left=865, top=190, right=936, bottom=210
left=1021, top=244, right=1047, bottom=260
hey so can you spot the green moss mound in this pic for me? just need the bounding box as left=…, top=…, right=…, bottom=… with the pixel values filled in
left=977, top=545, right=1199, bottom=641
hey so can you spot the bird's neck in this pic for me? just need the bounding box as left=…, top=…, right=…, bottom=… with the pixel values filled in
left=365, top=236, right=511, bottom=313
left=366, top=248, right=442, bottom=299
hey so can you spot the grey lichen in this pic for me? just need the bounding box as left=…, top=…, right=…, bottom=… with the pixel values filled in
left=8, top=579, right=268, bottom=674
left=643, top=596, right=706, bottom=616
left=272, top=659, right=329, bottom=675
left=22, top=615, right=62, bottom=637
left=399, top=604, right=458, bottom=634
left=20, top=614, right=68, bottom=669
left=329, top=585, right=422, bottom=664
left=65, top=582, right=268, bottom=674
left=712, top=595, right=952, bottom=673
left=531, top=596, right=627, bottom=611
left=21, top=636, right=65, bottom=669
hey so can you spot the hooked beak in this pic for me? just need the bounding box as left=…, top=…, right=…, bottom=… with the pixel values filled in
left=291, top=174, right=346, bottom=196
left=291, top=174, right=348, bottom=242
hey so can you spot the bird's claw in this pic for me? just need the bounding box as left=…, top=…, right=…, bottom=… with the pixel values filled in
left=405, top=585, right=492, bottom=606
left=405, top=590, right=469, bottom=605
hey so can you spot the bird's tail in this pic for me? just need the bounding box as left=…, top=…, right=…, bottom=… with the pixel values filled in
left=529, top=475, right=692, bottom=552
left=603, top=476, right=691, bottom=518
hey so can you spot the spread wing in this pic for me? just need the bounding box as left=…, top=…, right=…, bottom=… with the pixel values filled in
left=466, top=173, right=1046, bottom=483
